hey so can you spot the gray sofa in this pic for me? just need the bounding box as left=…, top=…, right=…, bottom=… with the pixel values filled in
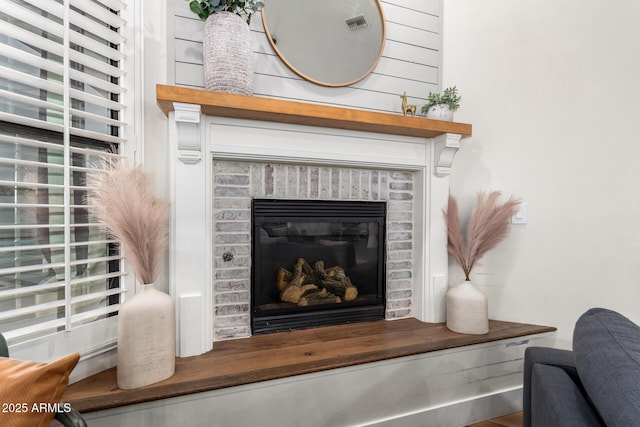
left=523, top=308, right=640, bottom=427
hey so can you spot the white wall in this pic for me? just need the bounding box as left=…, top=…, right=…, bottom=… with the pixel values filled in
left=442, top=1, right=640, bottom=348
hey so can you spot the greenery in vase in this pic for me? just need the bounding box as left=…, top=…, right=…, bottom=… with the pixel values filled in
left=421, top=86, right=462, bottom=114
left=188, top=0, right=264, bottom=24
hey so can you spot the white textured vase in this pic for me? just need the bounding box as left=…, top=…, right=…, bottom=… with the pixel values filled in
left=446, top=280, right=489, bottom=335
left=426, top=105, right=454, bottom=121
left=203, top=11, right=254, bottom=95
left=117, top=283, right=176, bottom=389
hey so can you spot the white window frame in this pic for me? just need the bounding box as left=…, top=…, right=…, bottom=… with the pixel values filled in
left=5, top=0, right=142, bottom=380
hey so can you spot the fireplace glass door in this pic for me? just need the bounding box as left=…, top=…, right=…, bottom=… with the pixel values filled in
left=252, top=199, right=386, bottom=334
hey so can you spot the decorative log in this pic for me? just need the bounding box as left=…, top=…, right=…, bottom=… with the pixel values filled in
left=276, top=258, right=358, bottom=304
left=302, top=276, right=320, bottom=286
left=289, top=258, right=305, bottom=286
left=321, top=277, right=358, bottom=302
left=316, top=288, right=329, bottom=298
left=280, top=283, right=318, bottom=304
left=276, top=267, right=292, bottom=292
left=301, top=286, right=320, bottom=298
left=313, top=261, right=329, bottom=280
left=301, top=259, right=314, bottom=276
left=326, top=266, right=346, bottom=280
left=298, top=290, right=341, bottom=307
left=342, top=276, right=358, bottom=301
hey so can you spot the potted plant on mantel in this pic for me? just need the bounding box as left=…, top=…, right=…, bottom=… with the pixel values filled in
left=187, top=0, right=264, bottom=95
left=422, top=86, right=462, bottom=121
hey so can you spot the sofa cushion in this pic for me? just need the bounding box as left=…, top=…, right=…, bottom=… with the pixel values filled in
left=573, top=307, right=640, bottom=427
left=531, top=364, right=604, bottom=427
left=0, top=352, right=80, bottom=427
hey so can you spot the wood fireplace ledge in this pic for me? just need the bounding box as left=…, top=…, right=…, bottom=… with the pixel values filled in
left=63, top=318, right=554, bottom=414
left=156, top=84, right=472, bottom=140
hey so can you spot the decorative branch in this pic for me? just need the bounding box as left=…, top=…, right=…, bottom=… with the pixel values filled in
left=87, top=159, right=169, bottom=285
left=443, top=191, right=521, bottom=281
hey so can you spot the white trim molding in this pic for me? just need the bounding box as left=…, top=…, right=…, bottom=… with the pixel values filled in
left=173, top=102, right=203, bottom=164
left=433, top=132, right=462, bottom=177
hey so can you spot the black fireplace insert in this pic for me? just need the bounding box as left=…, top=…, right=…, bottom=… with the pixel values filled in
left=251, top=199, right=386, bottom=334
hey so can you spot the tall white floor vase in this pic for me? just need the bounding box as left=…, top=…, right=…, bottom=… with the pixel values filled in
left=203, top=11, right=254, bottom=95
left=446, top=280, right=489, bottom=335
left=117, top=283, right=176, bottom=389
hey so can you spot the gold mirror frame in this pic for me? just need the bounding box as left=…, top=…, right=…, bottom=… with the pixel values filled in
left=261, top=0, right=386, bottom=87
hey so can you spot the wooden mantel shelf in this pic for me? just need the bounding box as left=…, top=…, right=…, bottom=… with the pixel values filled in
left=156, top=84, right=472, bottom=139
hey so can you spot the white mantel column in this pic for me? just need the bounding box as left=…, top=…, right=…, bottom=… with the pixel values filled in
left=168, top=102, right=213, bottom=357
left=430, top=133, right=462, bottom=322
left=417, top=133, right=462, bottom=323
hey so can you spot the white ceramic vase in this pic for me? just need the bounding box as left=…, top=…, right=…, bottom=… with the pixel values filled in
left=446, top=280, right=489, bottom=335
left=426, top=105, right=454, bottom=121
left=117, top=283, right=176, bottom=389
left=203, top=11, right=254, bottom=95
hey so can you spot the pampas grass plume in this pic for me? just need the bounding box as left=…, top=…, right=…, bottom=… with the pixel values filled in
left=87, top=159, right=169, bottom=285
left=443, top=191, right=521, bottom=281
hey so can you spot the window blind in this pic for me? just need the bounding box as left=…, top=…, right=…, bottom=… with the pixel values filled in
left=0, top=0, right=128, bottom=343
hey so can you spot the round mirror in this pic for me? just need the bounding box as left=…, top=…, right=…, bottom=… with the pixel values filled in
left=262, top=0, right=386, bottom=87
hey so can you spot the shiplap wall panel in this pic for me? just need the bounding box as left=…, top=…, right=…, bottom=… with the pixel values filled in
left=383, top=2, right=439, bottom=33
left=175, top=62, right=203, bottom=87
left=383, top=39, right=439, bottom=68
left=171, top=0, right=442, bottom=114
left=384, top=0, right=441, bottom=15
left=251, top=55, right=435, bottom=112
left=174, top=38, right=201, bottom=64
left=252, top=74, right=432, bottom=114
left=386, top=21, right=439, bottom=51
left=174, top=14, right=203, bottom=39
left=376, top=57, right=438, bottom=86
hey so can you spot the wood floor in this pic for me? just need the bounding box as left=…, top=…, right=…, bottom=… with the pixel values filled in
left=468, top=412, right=523, bottom=427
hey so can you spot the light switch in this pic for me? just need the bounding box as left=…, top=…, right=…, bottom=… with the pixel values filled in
left=511, top=202, right=528, bottom=224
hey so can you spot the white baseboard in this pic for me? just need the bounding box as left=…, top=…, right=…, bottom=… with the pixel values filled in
left=364, top=387, right=521, bottom=427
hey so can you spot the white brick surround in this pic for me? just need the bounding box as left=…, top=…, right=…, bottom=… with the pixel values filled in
left=212, top=161, right=415, bottom=340
left=167, top=103, right=462, bottom=357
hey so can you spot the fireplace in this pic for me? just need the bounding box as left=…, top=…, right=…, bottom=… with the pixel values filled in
left=251, top=199, right=386, bottom=334
left=160, top=87, right=469, bottom=356
left=210, top=160, right=416, bottom=341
